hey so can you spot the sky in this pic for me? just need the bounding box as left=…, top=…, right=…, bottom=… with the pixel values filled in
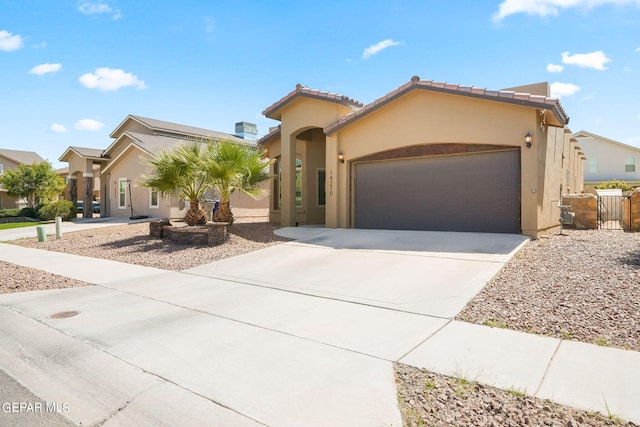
left=1, top=0, right=640, bottom=169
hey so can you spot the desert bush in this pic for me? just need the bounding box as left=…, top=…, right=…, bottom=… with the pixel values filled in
left=37, top=200, right=76, bottom=221
left=0, top=208, right=21, bottom=218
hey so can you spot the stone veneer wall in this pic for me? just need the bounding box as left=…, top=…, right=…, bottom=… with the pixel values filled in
left=149, top=219, right=228, bottom=245
left=561, top=194, right=597, bottom=230
left=625, top=188, right=640, bottom=232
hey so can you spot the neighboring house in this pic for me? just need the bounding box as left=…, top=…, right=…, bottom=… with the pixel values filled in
left=57, top=163, right=101, bottom=203
left=573, top=130, right=640, bottom=189
left=0, top=148, right=45, bottom=209
left=59, top=115, right=267, bottom=219
left=258, top=77, right=585, bottom=238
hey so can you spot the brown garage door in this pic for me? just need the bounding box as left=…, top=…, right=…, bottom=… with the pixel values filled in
left=354, top=149, right=520, bottom=233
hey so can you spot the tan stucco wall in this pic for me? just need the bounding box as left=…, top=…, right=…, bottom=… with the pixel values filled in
left=276, top=97, right=356, bottom=227
left=103, top=147, right=176, bottom=219
left=0, top=155, right=21, bottom=208
left=576, top=134, right=640, bottom=185
left=331, top=90, right=544, bottom=235
left=264, top=88, right=583, bottom=238
left=63, top=154, right=102, bottom=200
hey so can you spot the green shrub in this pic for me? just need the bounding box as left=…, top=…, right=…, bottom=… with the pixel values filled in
left=37, top=200, right=76, bottom=221
left=596, top=180, right=635, bottom=192
left=19, top=207, right=38, bottom=219
left=0, top=208, right=21, bottom=218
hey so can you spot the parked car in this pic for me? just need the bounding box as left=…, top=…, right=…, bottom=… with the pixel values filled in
left=76, top=201, right=100, bottom=214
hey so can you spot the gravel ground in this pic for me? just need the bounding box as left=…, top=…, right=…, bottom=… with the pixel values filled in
left=11, top=217, right=288, bottom=272
left=2, top=224, right=639, bottom=426
left=0, top=260, right=87, bottom=294
left=396, top=363, right=637, bottom=427
left=457, top=229, right=640, bottom=352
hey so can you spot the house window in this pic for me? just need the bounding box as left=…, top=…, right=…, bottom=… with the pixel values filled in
left=588, top=158, right=598, bottom=173
left=150, top=188, right=159, bottom=208
left=274, top=157, right=302, bottom=209
left=0, top=163, right=3, bottom=174
left=317, top=169, right=326, bottom=207
left=118, top=178, right=127, bottom=209
left=625, top=157, right=635, bottom=172
left=295, top=158, right=302, bottom=207
left=274, top=157, right=280, bottom=210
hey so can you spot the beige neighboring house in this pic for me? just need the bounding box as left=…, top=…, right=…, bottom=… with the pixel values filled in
left=258, top=77, right=585, bottom=238
left=573, top=130, right=640, bottom=189
left=0, top=148, right=45, bottom=209
left=59, top=115, right=267, bottom=219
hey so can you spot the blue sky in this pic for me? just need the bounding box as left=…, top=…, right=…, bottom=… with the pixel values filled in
left=1, top=0, right=639, bottom=168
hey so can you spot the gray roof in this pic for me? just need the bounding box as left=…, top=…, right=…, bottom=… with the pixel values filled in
left=0, top=148, right=45, bottom=165
left=125, top=130, right=255, bottom=155
left=118, top=115, right=248, bottom=144
left=68, top=146, right=105, bottom=158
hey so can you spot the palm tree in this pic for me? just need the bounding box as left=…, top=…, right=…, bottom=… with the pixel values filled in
left=141, top=142, right=210, bottom=226
left=203, top=140, right=272, bottom=224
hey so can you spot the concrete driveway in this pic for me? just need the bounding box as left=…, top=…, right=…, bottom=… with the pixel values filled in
left=0, top=228, right=528, bottom=426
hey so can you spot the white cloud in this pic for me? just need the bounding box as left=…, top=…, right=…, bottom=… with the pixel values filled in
left=362, top=39, right=402, bottom=59
left=74, top=119, right=105, bottom=131
left=493, top=0, right=640, bottom=22
left=0, top=30, right=24, bottom=51
left=550, top=82, right=580, bottom=98
left=78, top=2, right=122, bottom=20
left=78, top=67, right=147, bottom=91
left=546, top=63, right=564, bottom=72
left=33, top=41, right=47, bottom=49
left=204, top=16, right=215, bottom=33
left=49, top=123, right=67, bottom=133
left=636, top=46, right=640, bottom=52
left=561, top=50, right=611, bottom=70
left=29, top=63, right=62, bottom=76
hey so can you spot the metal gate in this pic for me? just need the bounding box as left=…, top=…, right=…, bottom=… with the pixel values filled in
left=597, top=195, right=631, bottom=230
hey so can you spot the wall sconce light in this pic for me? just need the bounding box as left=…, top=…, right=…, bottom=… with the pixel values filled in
left=524, top=132, right=532, bottom=148
left=338, top=152, right=345, bottom=163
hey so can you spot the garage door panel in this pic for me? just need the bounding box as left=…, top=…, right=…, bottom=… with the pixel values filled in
left=354, top=150, right=520, bottom=233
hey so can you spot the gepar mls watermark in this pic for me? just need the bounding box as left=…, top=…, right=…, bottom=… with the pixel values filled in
left=2, top=401, right=70, bottom=414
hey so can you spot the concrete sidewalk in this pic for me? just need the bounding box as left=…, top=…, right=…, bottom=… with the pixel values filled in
left=0, top=228, right=639, bottom=425
left=0, top=217, right=151, bottom=242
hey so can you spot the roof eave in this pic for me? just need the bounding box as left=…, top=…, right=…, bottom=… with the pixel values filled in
left=325, top=79, right=569, bottom=135
left=257, top=126, right=281, bottom=146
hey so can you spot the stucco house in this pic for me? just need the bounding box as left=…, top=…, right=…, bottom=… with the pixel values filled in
left=258, top=77, right=584, bottom=238
left=0, top=148, right=45, bottom=209
left=59, top=115, right=267, bottom=219
left=573, top=130, right=640, bottom=189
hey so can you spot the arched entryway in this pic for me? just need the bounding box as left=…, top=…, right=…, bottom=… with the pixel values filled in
left=273, top=127, right=327, bottom=226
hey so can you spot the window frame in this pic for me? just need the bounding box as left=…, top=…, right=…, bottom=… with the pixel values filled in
left=588, top=158, right=598, bottom=174
left=149, top=187, right=159, bottom=208
left=118, top=178, right=128, bottom=209
left=625, top=157, right=635, bottom=173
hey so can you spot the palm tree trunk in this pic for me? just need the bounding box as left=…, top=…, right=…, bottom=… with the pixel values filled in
left=213, top=200, right=234, bottom=224
left=184, top=199, right=206, bottom=226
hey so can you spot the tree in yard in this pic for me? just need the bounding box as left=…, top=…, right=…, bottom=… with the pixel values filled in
left=0, top=161, right=65, bottom=207
left=203, top=140, right=272, bottom=224
left=140, top=142, right=211, bottom=226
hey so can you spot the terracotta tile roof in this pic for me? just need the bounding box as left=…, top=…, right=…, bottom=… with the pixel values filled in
left=257, top=125, right=281, bottom=146
left=263, top=84, right=364, bottom=119
left=324, top=76, right=570, bottom=135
